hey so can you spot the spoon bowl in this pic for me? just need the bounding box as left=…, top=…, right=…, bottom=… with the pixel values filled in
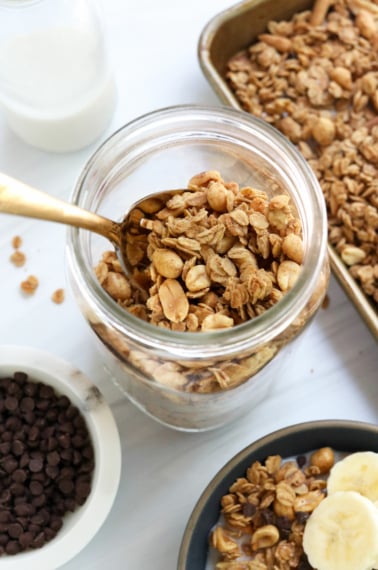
left=0, top=172, right=185, bottom=287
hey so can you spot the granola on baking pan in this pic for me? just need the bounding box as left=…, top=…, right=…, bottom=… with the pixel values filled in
left=226, top=0, right=378, bottom=310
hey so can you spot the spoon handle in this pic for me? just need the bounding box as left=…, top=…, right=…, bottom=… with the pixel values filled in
left=0, top=173, right=121, bottom=245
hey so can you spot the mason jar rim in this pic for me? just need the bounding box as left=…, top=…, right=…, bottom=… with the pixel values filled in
left=66, top=104, right=328, bottom=359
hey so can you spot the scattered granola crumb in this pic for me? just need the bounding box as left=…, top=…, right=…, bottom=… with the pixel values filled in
left=20, top=275, right=39, bottom=295
left=12, top=235, right=22, bottom=249
left=10, top=251, right=26, bottom=267
left=51, top=288, right=65, bottom=304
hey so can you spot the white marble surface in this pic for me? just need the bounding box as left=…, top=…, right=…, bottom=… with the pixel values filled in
left=0, top=1, right=377, bottom=568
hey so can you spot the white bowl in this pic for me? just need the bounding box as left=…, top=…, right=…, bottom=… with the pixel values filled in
left=0, top=345, right=122, bottom=570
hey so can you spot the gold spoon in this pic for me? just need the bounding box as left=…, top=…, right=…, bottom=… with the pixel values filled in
left=0, top=172, right=183, bottom=284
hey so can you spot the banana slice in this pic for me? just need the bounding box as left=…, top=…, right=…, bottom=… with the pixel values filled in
left=303, top=491, right=378, bottom=570
left=327, top=451, right=378, bottom=502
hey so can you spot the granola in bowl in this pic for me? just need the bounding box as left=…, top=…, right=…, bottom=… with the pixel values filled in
left=178, top=420, right=378, bottom=569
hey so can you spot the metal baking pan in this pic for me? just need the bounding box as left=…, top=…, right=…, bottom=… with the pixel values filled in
left=198, top=0, right=378, bottom=340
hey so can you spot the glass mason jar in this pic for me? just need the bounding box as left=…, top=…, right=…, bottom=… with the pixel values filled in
left=66, top=105, right=329, bottom=432
left=0, top=0, right=116, bottom=152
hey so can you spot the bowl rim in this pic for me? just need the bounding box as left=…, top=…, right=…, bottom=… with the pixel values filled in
left=0, top=345, right=122, bottom=570
left=177, top=419, right=378, bottom=569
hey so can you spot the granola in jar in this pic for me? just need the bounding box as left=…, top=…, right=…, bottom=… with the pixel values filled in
left=96, top=170, right=304, bottom=334
left=67, top=105, right=329, bottom=430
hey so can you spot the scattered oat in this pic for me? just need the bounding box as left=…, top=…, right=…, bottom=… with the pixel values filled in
left=20, top=275, right=39, bottom=295
left=10, top=251, right=26, bottom=267
left=51, top=288, right=65, bottom=304
left=11, top=235, right=22, bottom=249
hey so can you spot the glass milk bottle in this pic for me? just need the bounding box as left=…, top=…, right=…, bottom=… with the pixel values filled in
left=0, top=0, right=117, bottom=152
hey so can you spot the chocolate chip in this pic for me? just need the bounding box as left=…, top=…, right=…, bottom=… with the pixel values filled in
left=242, top=502, right=257, bottom=517
left=20, top=397, right=35, bottom=412
left=58, top=479, right=74, bottom=495
left=18, top=531, right=33, bottom=549
left=4, top=397, right=18, bottom=412
left=12, top=469, right=27, bottom=484
left=5, top=540, right=21, bottom=555
left=0, top=442, right=11, bottom=455
left=296, top=511, right=310, bottom=524
left=14, top=503, right=35, bottom=517
left=32, top=495, right=46, bottom=508
left=29, top=481, right=44, bottom=496
left=12, top=440, right=25, bottom=456
left=2, top=457, right=18, bottom=474
left=10, top=483, right=25, bottom=497
left=32, top=531, right=46, bottom=549
left=298, top=553, right=314, bottom=569
left=47, top=451, right=60, bottom=466
left=13, top=372, right=27, bottom=384
left=45, top=465, right=59, bottom=479
left=57, top=434, right=70, bottom=449
left=0, top=512, right=10, bottom=524
left=28, top=426, right=40, bottom=442
left=8, top=523, right=23, bottom=539
left=24, top=382, right=38, bottom=397
left=29, top=458, right=43, bottom=473
left=296, top=454, right=307, bottom=468
left=260, top=508, right=276, bottom=525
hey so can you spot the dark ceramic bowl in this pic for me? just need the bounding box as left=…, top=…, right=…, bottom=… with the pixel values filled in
left=177, top=419, right=378, bottom=570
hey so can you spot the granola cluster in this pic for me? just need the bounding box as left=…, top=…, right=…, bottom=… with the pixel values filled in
left=226, top=0, right=378, bottom=310
left=96, top=170, right=304, bottom=332
left=210, top=448, right=335, bottom=570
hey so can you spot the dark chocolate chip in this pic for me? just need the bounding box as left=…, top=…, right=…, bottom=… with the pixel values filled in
left=19, top=531, right=34, bottom=548
left=2, top=457, right=18, bottom=474
left=29, top=481, right=44, bottom=496
left=5, top=540, right=21, bottom=555
left=296, top=511, right=310, bottom=524
left=8, top=522, right=23, bottom=539
left=29, top=458, right=44, bottom=473
left=4, top=397, right=18, bottom=412
left=296, top=455, right=307, bottom=468
left=242, top=502, right=257, bottom=517
left=14, top=372, right=28, bottom=384
left=20, top=397, right=35, bottom=412
left=11, top=440, right=25, bottom=456
left=0, top=442, right=11, bottom=455
left=47, top=451, right=60, bottom=466
left=58, top=479, right=74, bottom=495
